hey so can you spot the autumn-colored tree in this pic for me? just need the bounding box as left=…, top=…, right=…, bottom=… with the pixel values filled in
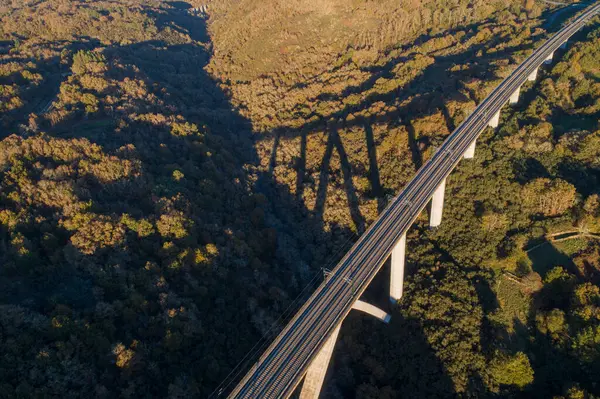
left=522, top=178, right=577, bottom=217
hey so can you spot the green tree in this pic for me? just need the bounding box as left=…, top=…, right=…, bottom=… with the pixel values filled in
left=490, top=352, right=534, bottom=389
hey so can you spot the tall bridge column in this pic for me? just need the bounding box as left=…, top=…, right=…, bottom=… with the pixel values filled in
left=390, top=233, right=406, bottom=303
left=560, top=40, right=568, bottom=50
left=509, top=86, right=521, bottom=105
left=429, top=178, right=446, bottom=227
left=299, top=325, right=342, bottom=399
left=527, top=67, right=538, bottom=81
left=300, top=301, right=390, bottom=399
left=544, top=52, right=554, bottom=64
left=463, top=140, right=476, bottom=159
left=488, top=110, right=501, bottom=128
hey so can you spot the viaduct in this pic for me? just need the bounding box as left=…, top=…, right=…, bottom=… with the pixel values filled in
left=219, top=3, right=600, bottom=398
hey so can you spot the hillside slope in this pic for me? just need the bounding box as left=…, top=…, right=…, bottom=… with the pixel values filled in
left=0, top=0, right=599, bottom=398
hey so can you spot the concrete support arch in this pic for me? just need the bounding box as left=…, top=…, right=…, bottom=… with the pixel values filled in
left=352, top=300, right=391, bottom=323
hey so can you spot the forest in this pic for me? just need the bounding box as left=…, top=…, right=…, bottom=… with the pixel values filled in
left=0, top=0, right=599, bottom=398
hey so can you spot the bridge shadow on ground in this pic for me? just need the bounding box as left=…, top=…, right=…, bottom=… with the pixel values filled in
left=257, top=17, right=546, bottom=243
left=328, top=313, right=457, bottom=399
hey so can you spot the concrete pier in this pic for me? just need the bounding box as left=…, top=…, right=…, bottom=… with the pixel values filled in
left=463, top=140, right=476, bottom=159
left=389, top=233, right=406, bottom=303
left=527, top=67, right=538, bottom=81
left=430, top=178, right=446, bottom=227
left=544, top=52, right=554, bottom=64
left=488, top=110, right=500, bottom=128
left=299, top=325, right=342, bottom=399
left=300, top=299, right=390, bottom=399
left=560, top=40, right=568, bottom=50
left=509, top=86, right=521, bottom=105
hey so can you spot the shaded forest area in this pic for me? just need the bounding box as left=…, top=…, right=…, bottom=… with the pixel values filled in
left=0, top=0, right=599, bottom=398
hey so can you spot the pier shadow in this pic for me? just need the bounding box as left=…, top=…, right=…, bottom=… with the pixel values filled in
left=363, top=120, right=383, bottom=199
left=405, top=119, right=425, bottom=172
left=313, top=127, right=337, bottom=224
left=295, top=129, right=308, bottom=203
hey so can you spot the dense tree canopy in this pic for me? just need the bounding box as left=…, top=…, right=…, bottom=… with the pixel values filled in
left=0, top=0, right=599, bottom=397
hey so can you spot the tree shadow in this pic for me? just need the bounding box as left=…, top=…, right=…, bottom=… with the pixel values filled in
left=556, top=160, right=600, bottom=198
left=527, top=241, right=576, bottom=277
left=0, top=40, right=13, bottom=54
left=512, top=156, right=551, bottom=183
left=523, top=286, right=600, bottom=397
left=550, top=107, right=600, bottom=135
